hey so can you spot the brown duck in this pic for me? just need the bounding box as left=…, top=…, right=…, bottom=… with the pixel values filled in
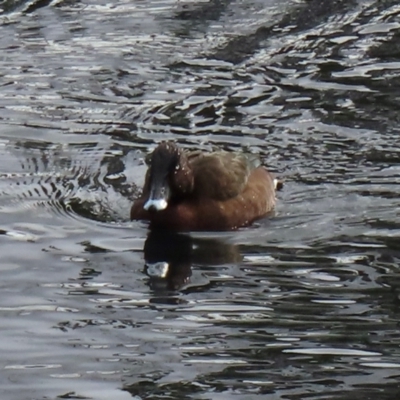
left=131, top=141, right=281, bottom=231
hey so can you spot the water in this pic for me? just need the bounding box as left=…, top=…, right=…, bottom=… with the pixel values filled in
left=1, top=0, right=400, bottom=398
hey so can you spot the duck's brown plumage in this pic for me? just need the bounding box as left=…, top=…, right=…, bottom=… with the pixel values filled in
left=130, top=142, right=280, bottom=231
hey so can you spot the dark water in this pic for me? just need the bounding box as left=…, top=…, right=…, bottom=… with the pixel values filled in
left=1, top=0, right=400, bottom=398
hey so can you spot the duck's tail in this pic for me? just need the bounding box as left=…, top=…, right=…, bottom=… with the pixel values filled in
left=274, top=179, right=284, bottom=191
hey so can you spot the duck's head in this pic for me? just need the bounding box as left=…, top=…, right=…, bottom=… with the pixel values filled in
left=143, top=142, right=193, bottom=212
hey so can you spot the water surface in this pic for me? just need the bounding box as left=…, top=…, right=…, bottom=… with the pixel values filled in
left=1, top=0, right=400, bottom=399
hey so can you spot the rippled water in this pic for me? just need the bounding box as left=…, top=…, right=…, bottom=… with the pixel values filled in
left=1, top=0, right=400, bottom=398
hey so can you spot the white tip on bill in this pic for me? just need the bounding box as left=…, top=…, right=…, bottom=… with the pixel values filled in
left=144, top=198, right=168, bottom=211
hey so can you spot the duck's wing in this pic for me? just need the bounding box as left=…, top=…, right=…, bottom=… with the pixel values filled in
left=188, top=151, right=254, bottom=201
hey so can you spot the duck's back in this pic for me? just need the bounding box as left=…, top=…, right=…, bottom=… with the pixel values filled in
left=171, top=165, right=276, bottom=231
left=188, top=151, right=253, bottom=201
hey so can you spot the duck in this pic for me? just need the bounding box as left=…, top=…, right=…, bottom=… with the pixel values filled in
left=130, top=141, right=281, bottom=231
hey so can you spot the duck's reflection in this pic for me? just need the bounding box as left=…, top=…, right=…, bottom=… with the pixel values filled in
left=143, top=231, right=242, bottom=291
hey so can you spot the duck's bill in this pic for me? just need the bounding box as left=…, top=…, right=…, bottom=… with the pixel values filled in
left=144, top=198, right=168, bottom=211
left=143, top=180, right=170, bottom=211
